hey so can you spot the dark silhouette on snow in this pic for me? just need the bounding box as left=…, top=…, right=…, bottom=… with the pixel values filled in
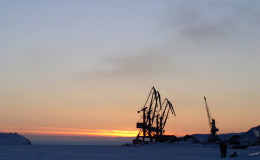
left=230, top=151, right=237, bottom=157
left=220, top=141, right=227, bottom=158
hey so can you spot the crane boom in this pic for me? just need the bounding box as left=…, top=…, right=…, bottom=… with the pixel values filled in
left=160, top=99, right=176, bottom=130
left=161, top=98, right=169, bottom=118
left=162, top=109, right=170, bottom=128
left=203, top=96, right=219, bottom=140
left=169, top=102, right=176, bottom=116
left=204, top=96, right=212, bottom=128
left=151, top=91, right=161, bottom=125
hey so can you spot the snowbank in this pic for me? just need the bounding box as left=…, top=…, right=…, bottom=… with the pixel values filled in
left=241, top=125, right=260, bottom=145
left=191, top=125, right=260, bottom=145
left=0, top=133, right=31, bottom=145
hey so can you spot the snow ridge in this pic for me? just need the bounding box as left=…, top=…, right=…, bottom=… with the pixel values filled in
left=0, top=133, right=31, bottom=145
left=191, top=125, right=260, bottom=145
left=241, top=125, right=260, bottom=144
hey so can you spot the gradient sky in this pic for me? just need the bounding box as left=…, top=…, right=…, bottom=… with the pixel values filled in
left=1, top=0, right=260, bottom=144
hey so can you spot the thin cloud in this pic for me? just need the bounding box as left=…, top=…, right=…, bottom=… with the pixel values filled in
left=79, top=47, right=179, bottom=81
left=165, top=1, right=260, bottom=45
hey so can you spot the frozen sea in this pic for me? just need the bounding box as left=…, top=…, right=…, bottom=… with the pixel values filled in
left=0, top=143, right=259, bottom=160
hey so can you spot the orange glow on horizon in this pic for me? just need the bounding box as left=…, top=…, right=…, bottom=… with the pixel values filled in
left=0, top=125, right=191, bottom=138
left=0, top=125, right=138, bottom=137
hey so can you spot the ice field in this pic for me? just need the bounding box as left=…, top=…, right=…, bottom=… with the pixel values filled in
left=0, top=143, right=259, bottom=160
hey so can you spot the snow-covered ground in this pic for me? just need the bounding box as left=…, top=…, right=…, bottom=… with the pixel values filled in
left=0, top=143, right=259, bottom=160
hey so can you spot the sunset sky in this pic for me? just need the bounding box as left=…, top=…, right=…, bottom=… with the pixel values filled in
left=0, top=0, right=259, bottom=144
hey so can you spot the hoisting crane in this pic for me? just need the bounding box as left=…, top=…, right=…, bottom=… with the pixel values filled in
left=159, top=98, right=176, bottom=136
left=204, top=96, right=219, bottom=142
left=136, top=87, right=162, bottom=142
left=134, top=87, right=176, bottom=144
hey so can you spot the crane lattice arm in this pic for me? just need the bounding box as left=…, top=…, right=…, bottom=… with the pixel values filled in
left=203, top=96, right=219, bottom=138
left=160, top=99, right=176, bottom=130
left=204, top=96, right=212, bottom=128
left=151, top=91, right=161, bottom=125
